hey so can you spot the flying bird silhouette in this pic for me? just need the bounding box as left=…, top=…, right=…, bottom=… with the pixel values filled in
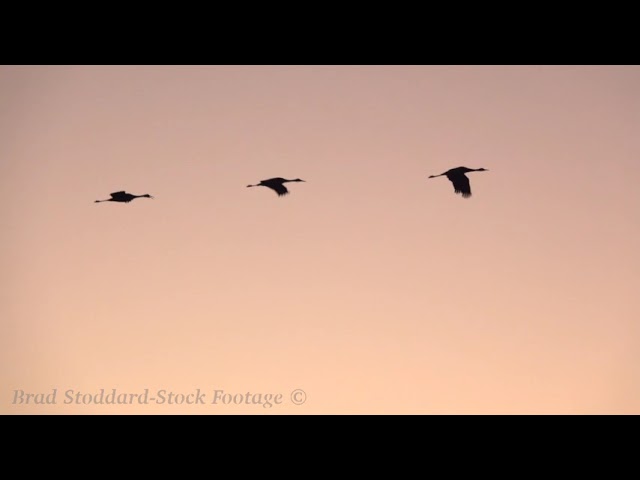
left=95, top=191, right=154, bottom=203
left=428, top=167, right=488, bottom=198
left=246, top=177, right=305, bottom=197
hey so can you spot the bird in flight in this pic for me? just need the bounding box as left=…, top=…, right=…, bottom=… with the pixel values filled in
left=95, top=191, right=154, bottom=203
left=428, top=167, right=488, bottom=198
left=246, top=177, right=305, bottom=197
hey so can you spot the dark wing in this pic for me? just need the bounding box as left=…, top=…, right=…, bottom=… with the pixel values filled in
left=448, top=173, right=472, bottom=198
left=266, top=182, right=289, bottom=196
left=110, top=191, right=136, bottom=202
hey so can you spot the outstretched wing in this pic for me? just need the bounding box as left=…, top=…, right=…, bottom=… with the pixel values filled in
left=258, top=179, right=289, bottom=196
left=449, top=174, right=472, bottom=198
left=267, top=183, right=289, bottom=196
left=110, top=191, right=135, bottom=202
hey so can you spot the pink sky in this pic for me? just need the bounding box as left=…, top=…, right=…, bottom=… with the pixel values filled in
left=1, top=65, right=638, bottom=414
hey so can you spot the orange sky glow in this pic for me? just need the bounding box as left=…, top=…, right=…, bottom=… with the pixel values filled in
left=2, top=65, right=638, bottom=414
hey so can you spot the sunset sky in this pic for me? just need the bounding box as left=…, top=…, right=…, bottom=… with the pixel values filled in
left=2, top=65, right=638, bottom=414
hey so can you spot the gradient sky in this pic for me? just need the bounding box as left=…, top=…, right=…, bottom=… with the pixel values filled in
left=2, top=65, right=638, bottom=414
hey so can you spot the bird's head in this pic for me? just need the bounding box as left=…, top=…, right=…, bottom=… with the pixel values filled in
left=476, top=168, right=488, bottom=172
left=142, top=194, right=154, bottom=199
left=292, top=178, right=305, bottom=182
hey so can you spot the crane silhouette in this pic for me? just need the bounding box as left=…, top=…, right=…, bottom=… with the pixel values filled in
left=246, top=177, right=305, bottom=197
left=428, top=167, right=488, bottom=198
left=95, top=191, right=154, bottom=203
